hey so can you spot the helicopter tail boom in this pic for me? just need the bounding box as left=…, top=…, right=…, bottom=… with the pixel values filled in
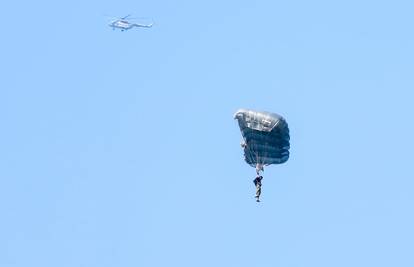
left=132, top=22, right=153, bottom=28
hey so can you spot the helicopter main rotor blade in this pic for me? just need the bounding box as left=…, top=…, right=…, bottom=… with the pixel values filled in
left=103, top=14, right=120, bottom=22
left=127, top=17, right=151, bottom=20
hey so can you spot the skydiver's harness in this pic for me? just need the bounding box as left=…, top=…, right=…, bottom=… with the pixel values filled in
left=253, top=176, right=263, bottom=187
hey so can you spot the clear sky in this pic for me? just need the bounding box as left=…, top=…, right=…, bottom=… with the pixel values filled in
left=1, top=0, right=413, bottom=266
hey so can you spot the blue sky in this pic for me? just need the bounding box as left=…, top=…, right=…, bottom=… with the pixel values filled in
left=1, top=0, right=413, bottom=266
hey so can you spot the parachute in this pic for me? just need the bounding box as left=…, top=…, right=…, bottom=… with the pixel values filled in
left=234, top=108, right=290, bottom=174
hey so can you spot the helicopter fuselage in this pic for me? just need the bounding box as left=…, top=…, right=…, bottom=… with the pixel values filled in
left=109, top=20, right=134, bottom=30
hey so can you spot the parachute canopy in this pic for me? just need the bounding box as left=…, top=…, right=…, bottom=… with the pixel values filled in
left=234, top=108, right=290, bottom=171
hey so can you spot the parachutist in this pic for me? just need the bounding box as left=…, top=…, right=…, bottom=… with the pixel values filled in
left=234, top=109, right=290, bottom=201
left=253, top=175, right=263, bottom=202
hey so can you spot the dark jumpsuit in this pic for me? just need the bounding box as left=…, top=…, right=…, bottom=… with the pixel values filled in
left=253, top=176, right=263, bottom=200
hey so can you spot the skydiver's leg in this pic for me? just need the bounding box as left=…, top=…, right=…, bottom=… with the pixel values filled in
left=255, top=185, right=261, bottom=201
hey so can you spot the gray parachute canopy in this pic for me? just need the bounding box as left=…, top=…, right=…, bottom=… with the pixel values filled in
left=234, top=108, right=290, bottom=172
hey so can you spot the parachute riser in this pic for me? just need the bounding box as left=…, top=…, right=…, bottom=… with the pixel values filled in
left=256, top=163, right=264, bottom=175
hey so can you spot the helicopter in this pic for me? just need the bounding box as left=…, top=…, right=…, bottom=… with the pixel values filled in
left=108, top=15, right=153, bottom=31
